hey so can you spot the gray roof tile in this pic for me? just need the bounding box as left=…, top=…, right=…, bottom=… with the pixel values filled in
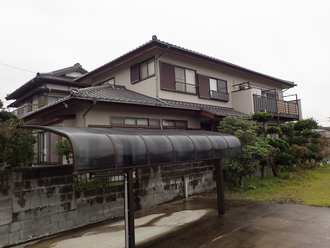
left=21, top=85, right=250, bottom=119
left=76, top=36, right=295, bottom=87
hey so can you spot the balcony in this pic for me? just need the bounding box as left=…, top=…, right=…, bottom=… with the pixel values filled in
left=210, top=90, right=229, bottom=102
left=13, top=103, right=45, bottom=117
left=253, top=95, right=299, bottom=118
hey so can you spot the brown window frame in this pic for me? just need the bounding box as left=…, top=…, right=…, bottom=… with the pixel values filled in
left=160, top=61, right=197, bottom=95
left=174, top=66, right=197, bottom=95
left=197, top=74, right=229, bottom=102
left=130, top=58, right=155, bottom=84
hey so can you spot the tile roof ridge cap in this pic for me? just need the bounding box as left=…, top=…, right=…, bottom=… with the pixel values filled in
left=78, top=84, right=125, bottom=92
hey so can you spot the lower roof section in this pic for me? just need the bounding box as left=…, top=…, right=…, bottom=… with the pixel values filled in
left=23, top=126, right=242, bottom=173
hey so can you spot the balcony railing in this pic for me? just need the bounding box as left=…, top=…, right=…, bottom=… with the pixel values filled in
left=210, top=90, right=229, bottom=102
left=13, top=103, right=45, bottom=117
left=175, top=82, right=196, bottom=94
left=253, top=95, right=299, bottom=117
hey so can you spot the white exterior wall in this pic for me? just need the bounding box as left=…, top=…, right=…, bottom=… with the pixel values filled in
left=79, top=104, right=201, bottom=129
left=231, top=89, right=254, bottom=115
left=82, top=50, right=291, bottom=112
left=65, top=71, right=84, bottom=77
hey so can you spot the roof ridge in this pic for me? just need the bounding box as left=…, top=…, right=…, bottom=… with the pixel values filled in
left=76, top=36, right=295, bottom=86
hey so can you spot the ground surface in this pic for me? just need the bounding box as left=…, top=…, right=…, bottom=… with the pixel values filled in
left=12, top=195, right=330, bottom=248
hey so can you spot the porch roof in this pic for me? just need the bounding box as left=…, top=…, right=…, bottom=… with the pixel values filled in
left=23, top=126, right=242, bottom=173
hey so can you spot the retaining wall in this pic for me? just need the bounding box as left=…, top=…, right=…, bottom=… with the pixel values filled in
left=0, top=161, right=216, bottom=247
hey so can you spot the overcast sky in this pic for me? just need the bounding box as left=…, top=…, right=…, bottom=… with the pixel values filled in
left=1, top=0, right=329, bottom=126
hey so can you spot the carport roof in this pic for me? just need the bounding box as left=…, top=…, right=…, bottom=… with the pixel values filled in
left=23, top=126, right=242, bottom=173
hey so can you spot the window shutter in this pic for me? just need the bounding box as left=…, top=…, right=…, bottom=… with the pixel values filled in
left=198, top=74, right=210, bottom=98
left=160, top=62, right=175, bottom=90
left=130, top=64, right=139, bottom=83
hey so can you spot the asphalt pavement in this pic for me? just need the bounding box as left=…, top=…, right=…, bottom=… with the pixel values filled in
left=12, top=195, right=330, bottom=248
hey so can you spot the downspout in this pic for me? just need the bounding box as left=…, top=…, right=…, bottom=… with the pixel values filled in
left=155, top=44, right=170, bottom=99
left=82, top=98, right=98, bottom=127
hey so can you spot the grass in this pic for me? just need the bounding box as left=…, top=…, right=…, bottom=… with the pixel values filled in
left=224, top=164, right=330, bottom=207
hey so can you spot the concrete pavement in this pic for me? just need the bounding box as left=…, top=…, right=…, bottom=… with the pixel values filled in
left=12, top=195, right=330, bottom=248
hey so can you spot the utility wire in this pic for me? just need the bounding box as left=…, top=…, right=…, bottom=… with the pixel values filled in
left=0, top=62, right=35, bottom=74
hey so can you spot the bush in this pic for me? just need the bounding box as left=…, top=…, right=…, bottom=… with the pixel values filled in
left=274, top=152, right=296, bottom=171
left=0, top=119, right=36, bottom=168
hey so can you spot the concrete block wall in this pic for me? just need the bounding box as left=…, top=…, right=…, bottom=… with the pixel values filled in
left=0, top=161, right=216, bottom=247
left=0, top=166, right=76, bottom=247
left=135, top=161, right=216, bottom=210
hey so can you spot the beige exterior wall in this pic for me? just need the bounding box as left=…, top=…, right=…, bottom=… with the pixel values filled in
left=83, top=104, right=201, bottom=129
left=81, top=49, right=291, bottom=113
left=231, top=89, right=254, bottom=115
left=65, top=71, right=84, bottom=77
left=45, top=84, right=79, bottom=92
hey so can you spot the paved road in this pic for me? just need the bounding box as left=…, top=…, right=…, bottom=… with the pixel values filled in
left=14, top=196, right=330, bottom=248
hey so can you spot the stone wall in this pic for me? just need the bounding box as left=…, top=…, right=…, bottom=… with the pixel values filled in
left=0, top=161, right=216, bottom=247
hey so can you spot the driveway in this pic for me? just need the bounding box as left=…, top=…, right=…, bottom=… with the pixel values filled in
left=13, top=196, right=330, bottom=248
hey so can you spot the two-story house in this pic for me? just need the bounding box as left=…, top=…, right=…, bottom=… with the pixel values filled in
left=6, top=63, right=88, bottom=116
left=7, top=36, right=301, bottom=164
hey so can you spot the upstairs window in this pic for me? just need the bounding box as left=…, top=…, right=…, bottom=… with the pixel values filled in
left=175, top=67, right=196, bottom=94
left=209, top=78, right=227, bottom=93
left=198, top=74, right=229, bottom=102
left=160, top=62, right=196, bottom=95
left=131, top=58, right=155, bottom=83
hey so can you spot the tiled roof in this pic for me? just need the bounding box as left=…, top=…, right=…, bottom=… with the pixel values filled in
left=6, top=64, right=88, bottom=101
left=40, top=63, right=88, bottom=77
left=73, top=85, right=166, bottom=107
left=165, top=100, right=251, bottom=118
left=21, top=85, right=251, bottom=119
left=76, top=36, right=295, bottom=87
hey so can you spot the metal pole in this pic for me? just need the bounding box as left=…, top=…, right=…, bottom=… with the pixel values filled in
left=91, top=172, right=133, bottom=247
left=214, top=159, right=225, bottom=215
left=124, top=173, right=129, bottom=248
left=124, top=168, right=135, bottom=248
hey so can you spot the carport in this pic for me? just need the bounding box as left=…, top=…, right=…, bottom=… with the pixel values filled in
left=23, top=126, right=242, bottom=248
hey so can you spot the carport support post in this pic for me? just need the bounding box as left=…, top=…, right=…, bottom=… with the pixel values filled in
left=214, top=159, right=225, bottom=215
left=124, top=168, right=135, bottom=248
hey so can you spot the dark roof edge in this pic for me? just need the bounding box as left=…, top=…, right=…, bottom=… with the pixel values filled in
left=76, top=36, right=295, bottom=87
left=39, top=63, right=88, bottom=76
left=6, top=68, right=88, bottom=101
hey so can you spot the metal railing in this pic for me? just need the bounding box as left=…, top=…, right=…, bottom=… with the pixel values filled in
left=75, top=170, right=136, bottom=191
left=175, top=82, right=196, bottom=94
left=210, top=90, right=229, bottom=102
left=13, top=103, right=45, bottom=117
left=253, top=95, right=299, bottom=117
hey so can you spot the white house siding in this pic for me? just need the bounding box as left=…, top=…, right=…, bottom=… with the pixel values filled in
left=231, top=89, right=254, bottom=115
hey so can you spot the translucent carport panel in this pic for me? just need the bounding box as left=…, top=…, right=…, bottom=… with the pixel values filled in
left=207, top=135, right=229, bottom=158
left=167, top=135, right=195, bottom=162
left=69, top=132, right=115, bottom=172
left=141, top=135, right=174, bottom=164
left=189, top=135, right=213, bottom=159
left=222, top=135, right=242, bottom=157
left=110, top=134, right=147, bottom=167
